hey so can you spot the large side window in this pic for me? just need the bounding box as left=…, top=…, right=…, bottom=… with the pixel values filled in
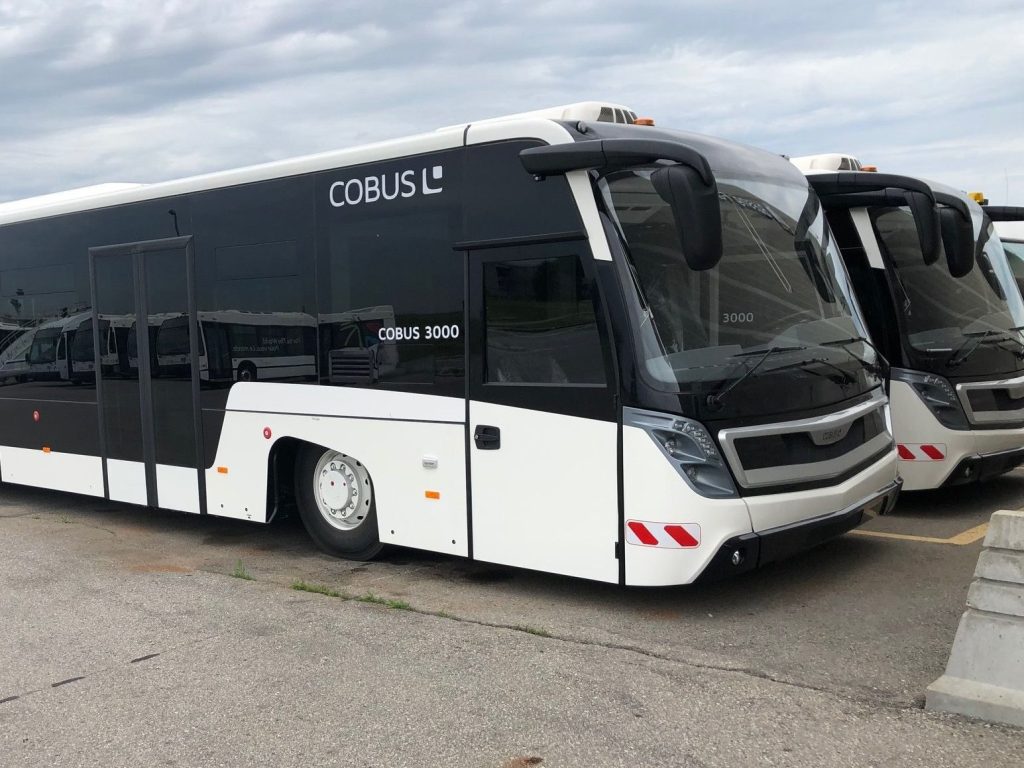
left=483, top=255, right=605, bottom=385
left=315, top=149, right=465, bottom=396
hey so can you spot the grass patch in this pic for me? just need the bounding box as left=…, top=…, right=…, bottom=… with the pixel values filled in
left=291, top=579, right=342, bottom=598
left=356, top=592, right=411, bottom=610
left=510, top=625, right=552, bottom=638
left=230, top=560, right=254, bottom=581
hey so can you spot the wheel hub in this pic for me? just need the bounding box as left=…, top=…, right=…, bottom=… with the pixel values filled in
left=313, top=451, right=370, bottom=531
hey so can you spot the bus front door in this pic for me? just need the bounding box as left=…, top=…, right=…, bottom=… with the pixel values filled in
left=89, top=237, right=205, bottom=514
left=467, top=242, right=620, bottom=583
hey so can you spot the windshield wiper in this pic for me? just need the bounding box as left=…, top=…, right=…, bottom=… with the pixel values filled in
left=819, top=336, right=890, bottom=378
left=947, top=329, right=1024, bottom=368
left=707, top=345, right=807, bottom=409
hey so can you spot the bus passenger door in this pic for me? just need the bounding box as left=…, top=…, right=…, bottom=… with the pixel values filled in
left=467, top=242, right=620, bottom=583
left=89, top=237, right=205, bottom=514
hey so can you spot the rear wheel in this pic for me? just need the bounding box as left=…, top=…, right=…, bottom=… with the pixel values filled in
left=294, top=444, right=382, bottom=560
left=237, top=361, right=257, bottom=382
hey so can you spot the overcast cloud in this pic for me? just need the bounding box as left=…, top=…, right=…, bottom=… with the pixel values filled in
left=1, top=0, right=1022, bottom=203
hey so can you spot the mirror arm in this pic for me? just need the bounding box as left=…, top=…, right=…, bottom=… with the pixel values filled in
left=520, top=139, right=713, bottom=185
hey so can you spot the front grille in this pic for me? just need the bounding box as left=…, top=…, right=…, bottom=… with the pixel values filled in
left=733, top=409, right=886, bottom=470
left=718, top=392, right=892, bottom=489
left=959, top=376, right=1024, bottom=425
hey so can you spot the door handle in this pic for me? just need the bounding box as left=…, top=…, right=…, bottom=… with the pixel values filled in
left=474, top=425, right=501, bottom=450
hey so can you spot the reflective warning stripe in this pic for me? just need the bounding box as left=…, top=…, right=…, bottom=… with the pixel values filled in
left=626, top=520, right=701, bottom=549
left=897, top=443, right=947, bottom=461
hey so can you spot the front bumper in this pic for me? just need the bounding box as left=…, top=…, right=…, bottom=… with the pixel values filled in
left=697, top=479, right=901, bottom=582
left=941, top=445, right=1024, bottom=487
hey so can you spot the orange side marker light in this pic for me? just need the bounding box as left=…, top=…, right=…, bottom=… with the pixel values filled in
left=42, top=446, right=51, bottom=453
left=425, top=490, right=440, bottom=500
left=217, top=466, right=229, bottom=474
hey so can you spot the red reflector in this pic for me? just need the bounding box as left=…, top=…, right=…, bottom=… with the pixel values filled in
left=263, top=427, right=272, bottom=439
left=921, top=444, right=945, bottom=460
left=627, top=521, right=659, bottom=546
left=897, top=444, right=914, bottom=460
left=664, top=524, right=699, bottom=548
left=32, top=410, right=40, bottom=422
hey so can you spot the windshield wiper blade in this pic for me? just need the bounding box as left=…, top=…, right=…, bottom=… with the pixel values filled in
left=946, top=329, right=1022, bottom=368
left=819, top=336, right=890, bottom=378
left=707, top=345, right=807, bottom=409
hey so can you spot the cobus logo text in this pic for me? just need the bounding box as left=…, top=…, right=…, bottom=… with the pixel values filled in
left=329, top=165, right=443, bottom=207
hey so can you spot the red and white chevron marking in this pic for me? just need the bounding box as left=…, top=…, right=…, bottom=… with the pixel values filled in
left=626, top=520, right=701, bottom=548
left=897, top=443, right=947, bottom=461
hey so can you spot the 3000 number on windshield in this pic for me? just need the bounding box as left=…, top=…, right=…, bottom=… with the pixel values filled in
left=722, top=312, right=755, bottom=324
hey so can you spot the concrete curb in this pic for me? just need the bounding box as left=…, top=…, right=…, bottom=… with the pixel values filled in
left=926, top=509, right=1024, bottom=727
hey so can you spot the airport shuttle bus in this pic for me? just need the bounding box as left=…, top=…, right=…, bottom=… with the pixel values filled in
left=0, top=103, right=900, bottom=585
left=794, top=156, right=1024, bottom=490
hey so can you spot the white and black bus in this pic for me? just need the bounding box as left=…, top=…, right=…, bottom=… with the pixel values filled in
left=0, top=103, right=900, bottom=585
left=793, top=156, right=1024, bottom=489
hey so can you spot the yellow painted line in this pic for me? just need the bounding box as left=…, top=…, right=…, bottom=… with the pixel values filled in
left=850, top=522, right=988, bottom=546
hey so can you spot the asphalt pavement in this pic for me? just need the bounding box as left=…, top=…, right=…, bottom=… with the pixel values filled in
left=1, top=473, right=1023, bottom=767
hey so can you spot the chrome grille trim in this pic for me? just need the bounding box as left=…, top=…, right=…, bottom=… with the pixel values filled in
left=956, top=374, right=1024, bottom=426
left=717, top=390, right=891, bottom=489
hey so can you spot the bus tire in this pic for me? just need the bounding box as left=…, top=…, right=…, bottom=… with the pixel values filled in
left=237, top=362, right=257, bottom=382
left=294, top=444, right=383, bottom=561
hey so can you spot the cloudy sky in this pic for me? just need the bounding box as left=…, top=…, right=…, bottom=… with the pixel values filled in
left=1, top=0, right=1022, bottom=204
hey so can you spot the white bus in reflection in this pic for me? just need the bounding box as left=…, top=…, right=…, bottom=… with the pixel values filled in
left=319, top=305, right=398, bottom=384
left=155, top=311, right=317, bottom=382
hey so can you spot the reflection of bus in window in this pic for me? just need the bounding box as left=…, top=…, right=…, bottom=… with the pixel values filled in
left=319, top=306, right=397, bottom=384
left=65, top=314, right=135, bottom=382
left=0, top=321, right=31, bottom=382
left=27, top=313, right=90, bottom=381
left=154, top=311, right=317, bottom=382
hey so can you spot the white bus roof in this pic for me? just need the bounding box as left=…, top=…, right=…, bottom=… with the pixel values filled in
left=0, top=184, right=143, bottom=214
left=996, top=221, right=1024, bottom=241
left=0, top=102, right=636, bottom=228
left=790, top=153, right=864, bottom=172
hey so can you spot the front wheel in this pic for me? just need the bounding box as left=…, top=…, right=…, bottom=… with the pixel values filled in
left=294, top=445, right=383, bottom=560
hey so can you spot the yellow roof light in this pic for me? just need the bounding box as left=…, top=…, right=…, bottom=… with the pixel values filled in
left=860, top=165, right=878, bottom=172
left=633, top=117, right=656, bottom=126
left=969, top=191, right=988, bottom=204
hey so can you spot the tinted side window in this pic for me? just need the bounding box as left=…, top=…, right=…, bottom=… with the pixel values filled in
left=315, top=149, right=465, bottom=396
left=483, top=255, right=605, bottom=385
left=463, top=141, right=582, bottom=244
left=192, top=176, right=317, bottom=389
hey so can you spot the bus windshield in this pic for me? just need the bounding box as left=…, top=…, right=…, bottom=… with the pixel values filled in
left=601, top=168, right=881, bottom=414
left=1001, top=239, right=1024, bottom=297
left=28, top=328, right=61, bottom=365
left=872, top=209, right=1024, bottom=377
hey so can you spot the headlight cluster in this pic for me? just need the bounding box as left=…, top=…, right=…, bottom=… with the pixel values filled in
left=625, top=408, right=738, bottom=498
left=891, top=368, right=969, bottom=430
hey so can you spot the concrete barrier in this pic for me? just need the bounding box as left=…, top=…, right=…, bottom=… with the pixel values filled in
left=926, top=509, right=1024, bottom=726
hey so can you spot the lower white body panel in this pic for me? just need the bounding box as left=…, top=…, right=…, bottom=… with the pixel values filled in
left=0, top=447, right=103, bottom=497
left=208, top=407, right=469, bottom=558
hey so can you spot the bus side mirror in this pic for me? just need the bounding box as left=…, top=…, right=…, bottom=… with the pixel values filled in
left=905, top=190, right=941, bottom=265
left=650, top=164, right=723, bottom=271
left=939, top=206, right=975, bottom=278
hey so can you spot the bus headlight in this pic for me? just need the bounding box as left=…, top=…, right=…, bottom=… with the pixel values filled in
left=625, top=408, right=738, bottom=498
left=891, top=368, right=969, bottom=430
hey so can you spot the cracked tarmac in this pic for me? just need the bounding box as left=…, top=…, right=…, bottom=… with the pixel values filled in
left=1, top=478, right=1024, bottom=766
